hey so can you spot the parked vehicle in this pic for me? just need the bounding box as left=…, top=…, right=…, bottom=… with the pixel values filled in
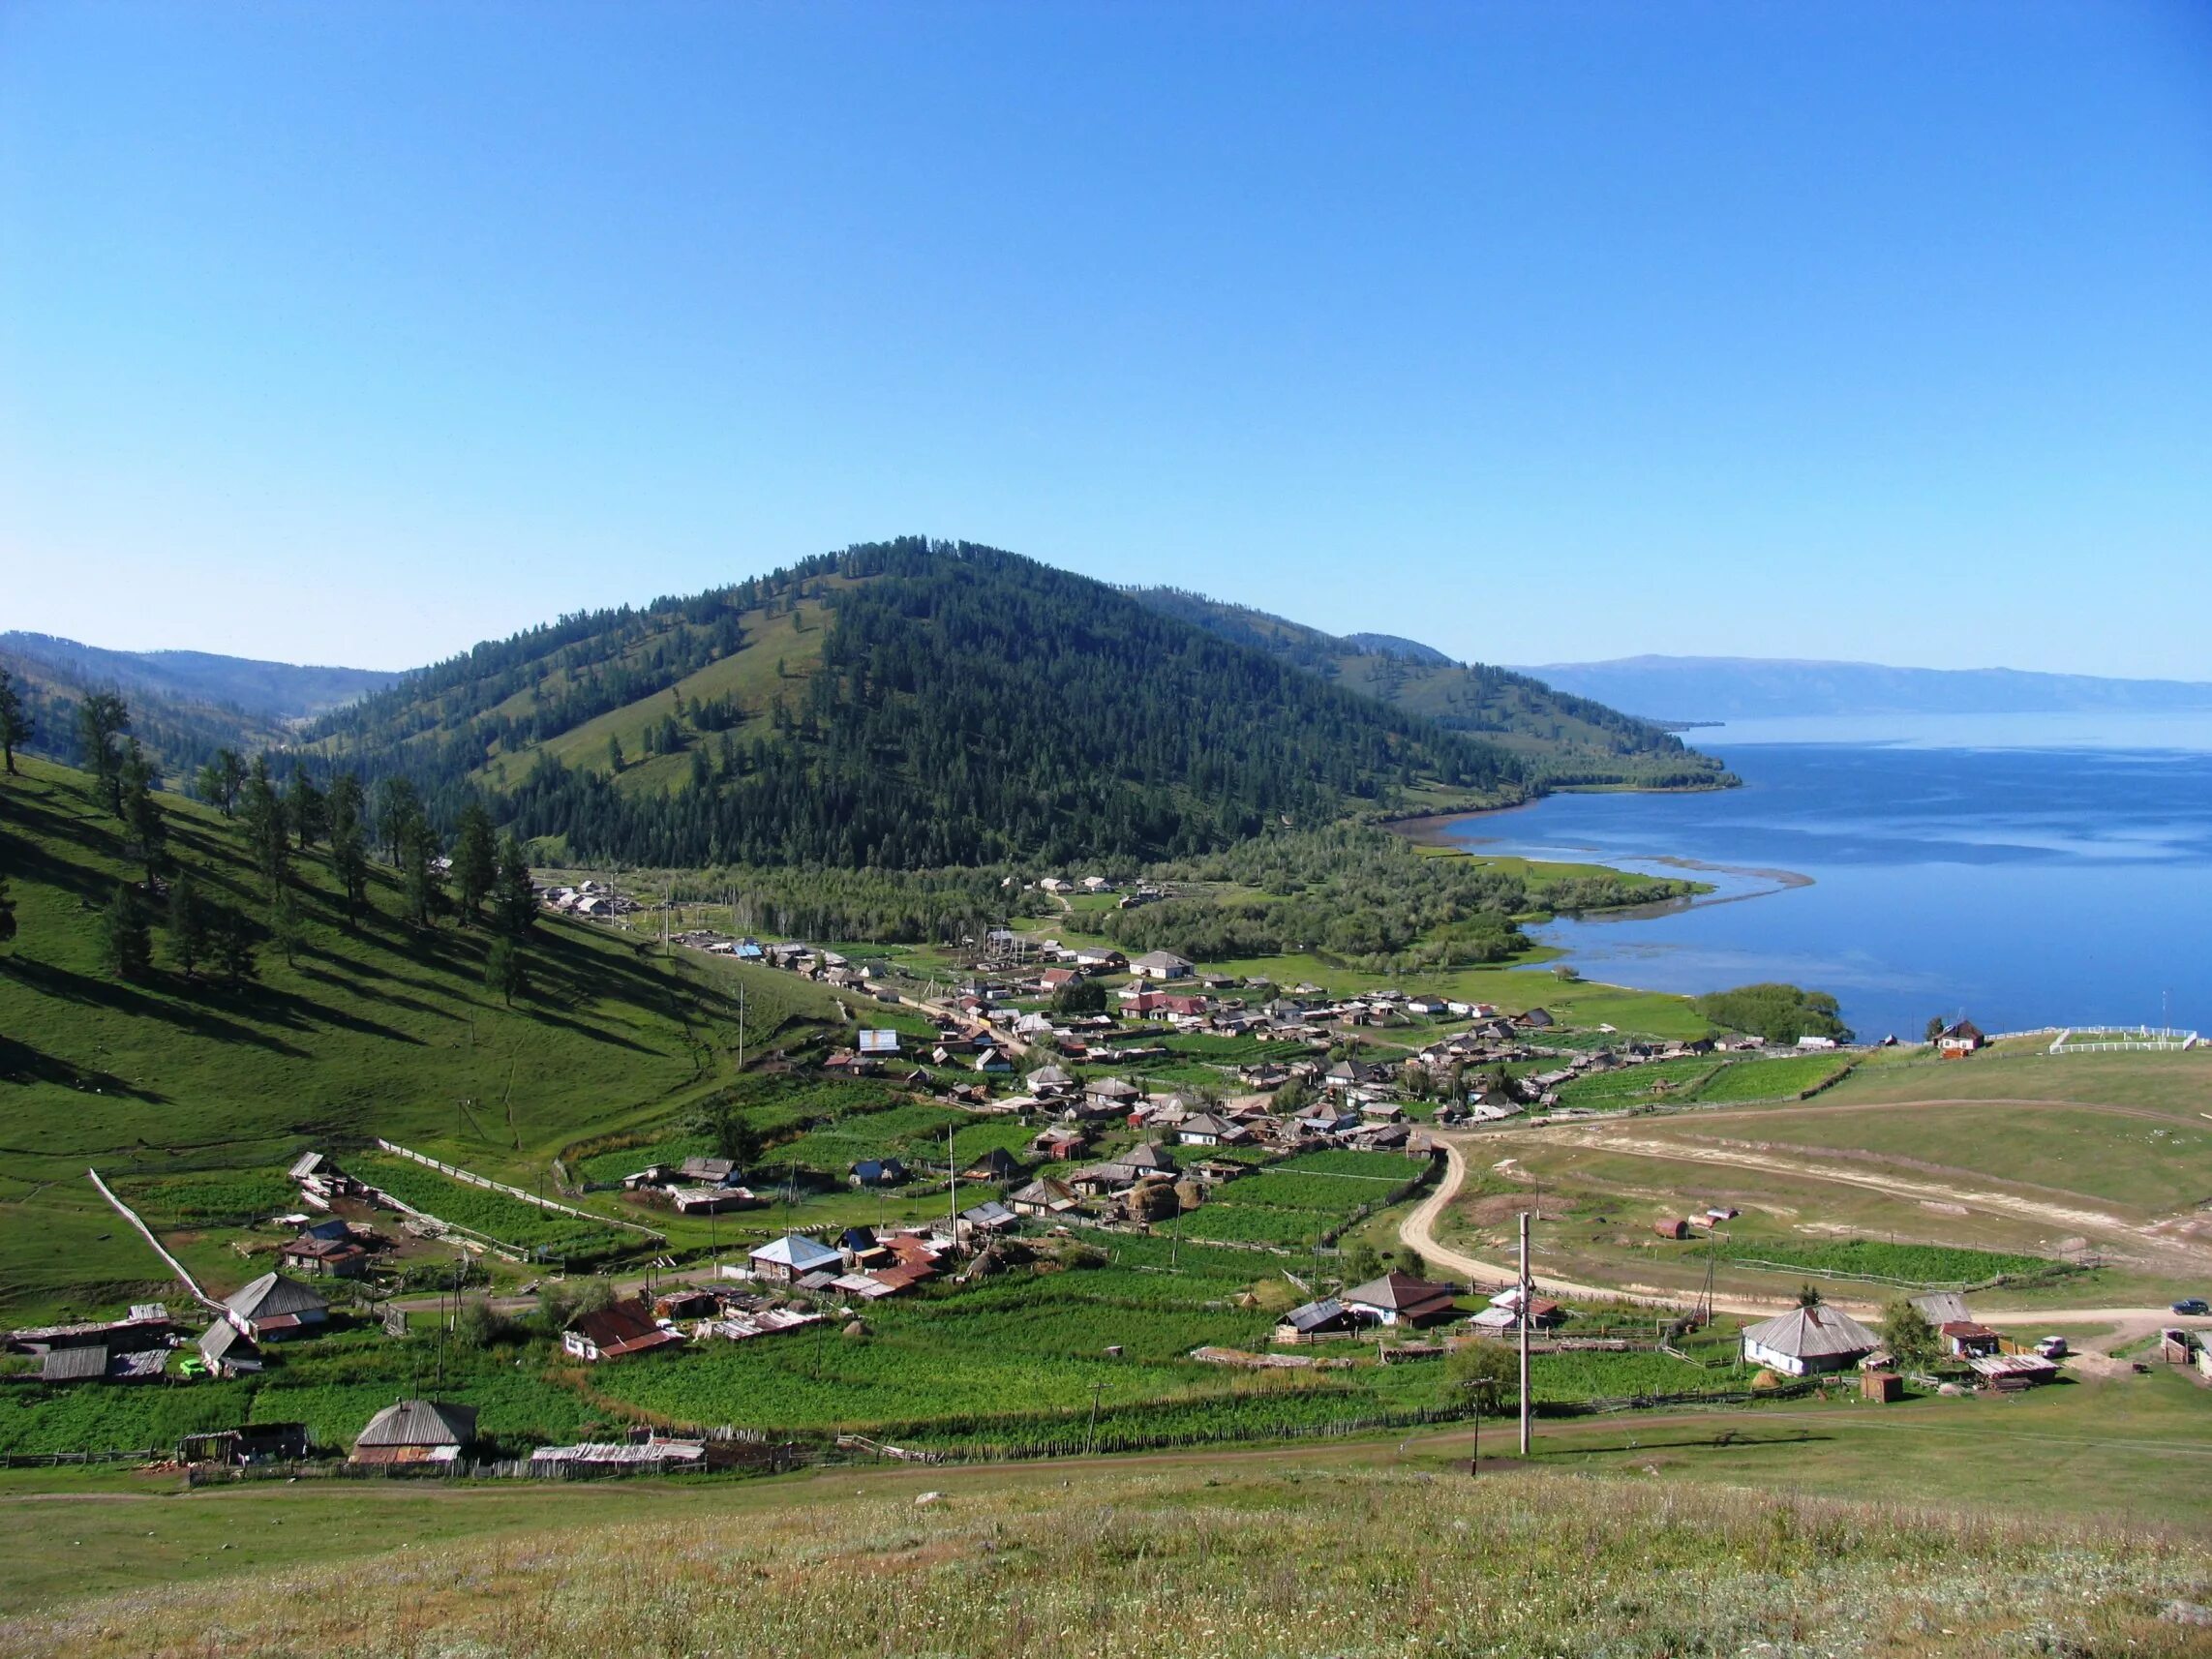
left=2034, top=1336, right=2068, bottom=1359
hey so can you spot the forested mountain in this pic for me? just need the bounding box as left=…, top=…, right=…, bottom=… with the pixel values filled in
left=1343, top=632, right=1456, bottom=666
left=309, top=539, right=1530, bottom=867
left=0, top=633, right=398, bottom=788
left=1125, top=589, right=1730, bottom=788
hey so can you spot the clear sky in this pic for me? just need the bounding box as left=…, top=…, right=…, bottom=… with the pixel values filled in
left=4, top=2, right=2209, bottom=677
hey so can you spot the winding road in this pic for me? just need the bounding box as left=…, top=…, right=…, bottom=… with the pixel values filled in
left=1401, top=1131, right=2212, bottom=1340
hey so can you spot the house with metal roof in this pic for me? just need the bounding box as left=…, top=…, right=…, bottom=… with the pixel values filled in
left=350, top=1399, right=479, bottom=1465
left=197, top=1320, right=260, bottom=1376
left=562, top=1299, right=683, bottom=1363
left=1274, top=1297, right=1363, bottom=1342
left=1175, top=1111, right=1248, bottom=1147
left=1344, top=1271, right=1459, bottom=1327
left=748, top=1233, right=843, bottom=1284
left=1740, top=1305, right=1881, bottom=1376
left=1130, top=950, right=1194, bottom=980
left=224, top=1272, right=329, bottom=1341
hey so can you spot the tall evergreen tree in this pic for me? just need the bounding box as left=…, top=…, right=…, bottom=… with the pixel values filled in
left=287, top=760, right=328, bottom=850
left=116, top=738, right=165, bottom=884
left=75, top=691, right=130, bottom=815
left=103, top=880, right=153, bottom=980
left=326, top=769, right=372, bottom=925
left=167, top=873, right=209, bottom=978
left=376, top=776, right=422, bottom=866
left=401, top=818, right=445, bottom=927
left=0, top=667, right=28, bottom=775
left=195, top=748, right=247, bottom=816
left=492, top=833, right=537, bottom=938
left=238, top=754, right=289, bottom=896
left=210, top=905, right=258, bottom=987
left=0, top=873, right=15, bottom=952
left=451, top=801, right=498, bottom=923
left=269, top=885, right=305, bottom=968
left=483, top=936, right=527, bottom=1006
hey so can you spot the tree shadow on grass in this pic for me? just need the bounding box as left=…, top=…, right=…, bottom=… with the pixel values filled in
left=244, top=983, right=428, bottom=1047
left=0, top=1032, right=169, bottom=1101
left=291, top=955, right=457, bottom=1024
left=4, top=957, right=314, bottom=1059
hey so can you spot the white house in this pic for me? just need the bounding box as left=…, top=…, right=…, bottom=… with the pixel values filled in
left=748, top=1233, right=842, bottom=1285
left=1740, top=1305, right=1880, bottom=1376
left=1130, top=950, right=1194, bottom=981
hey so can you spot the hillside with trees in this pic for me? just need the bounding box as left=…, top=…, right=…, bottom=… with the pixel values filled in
left=1126, top=588, right=1734, bottom=788
left=308, top=540, right=1542, bottom=868
left=0, top=751, right=811, bottom=1322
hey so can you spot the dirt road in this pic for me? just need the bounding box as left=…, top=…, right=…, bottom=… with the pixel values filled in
left=1400, top=1132, right=2212, bottom=1334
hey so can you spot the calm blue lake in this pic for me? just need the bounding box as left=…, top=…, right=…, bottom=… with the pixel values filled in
left=1442, top=713, right=2212, bottom=1041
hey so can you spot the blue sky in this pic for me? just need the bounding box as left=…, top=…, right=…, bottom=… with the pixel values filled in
left=3, top=2, right=2208, bottom=676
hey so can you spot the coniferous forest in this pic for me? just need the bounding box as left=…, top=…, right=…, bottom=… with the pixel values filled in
left=309, top=540, right=1561, bottom=868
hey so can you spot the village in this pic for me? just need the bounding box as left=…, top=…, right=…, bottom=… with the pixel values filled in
left=10, top=892, right=2195, bottom=1481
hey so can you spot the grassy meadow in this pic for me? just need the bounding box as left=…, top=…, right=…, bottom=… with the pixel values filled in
left=3, top=1452, right=2205, bottom=1656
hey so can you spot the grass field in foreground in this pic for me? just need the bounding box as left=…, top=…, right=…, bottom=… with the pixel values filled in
left=3, top=1442, right=2203, bottom=1656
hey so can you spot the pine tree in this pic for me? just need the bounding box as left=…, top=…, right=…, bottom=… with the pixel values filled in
left=483, top=936, right=527, bottom=1006
left=270, top=886, right=305, bottom=968
left=287, top=761, right=327, bottom=850
left=452, top=801, right=498, bottom=923
left=238, top=754, right=289, bottom=896
left=210, top=905, right=258, bottom=987
left=375, top=776, right=422, bottom=866
left=195, top=748, right=246, bottom=814
left=325, top=770, right=371, bottom=926
left=402, top=819, right=445, bottom=927
left=492, top=834, right=537, bottom=938
left=117, top=738, right=165, bottom=883
left=75, top=691, right=130, bottom=814
left=103, top=881, right=153, bottom=980
left=0, top=873, right=16, bottom=951
left=167, top=873, right=208, bottom=978
left=607, top=735, right=625, bottom=773
left=0, top=667, right=28, bottom=774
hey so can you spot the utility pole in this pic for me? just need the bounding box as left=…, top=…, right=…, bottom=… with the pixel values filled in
left=948, top=1125, right=958, bottom=1239
left=1086, top=1378, right=1106, bottom=1453
left=1517, top=1208, right=1532, bottom=1458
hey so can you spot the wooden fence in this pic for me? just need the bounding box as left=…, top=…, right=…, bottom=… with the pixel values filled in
left=372, top=1140, right=666, bottom=1241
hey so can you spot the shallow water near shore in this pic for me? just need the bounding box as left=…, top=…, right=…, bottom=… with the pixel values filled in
left=1442, top=713, right=2212, bottom=1041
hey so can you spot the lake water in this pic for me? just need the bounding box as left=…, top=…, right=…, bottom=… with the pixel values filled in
left=1441, top=713, right=2212, bottom=1041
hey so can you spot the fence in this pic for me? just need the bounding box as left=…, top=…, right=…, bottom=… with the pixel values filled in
left=84, top=1168, right=226, bottom=1312
left=2, top=1448, right=159, bottom=1468
left=373, top=1140, right=666, bottom=1241
left=1724, top=1256, right=2089, bottom=1294
left=2048, top=1028, right=2199, bottom=1054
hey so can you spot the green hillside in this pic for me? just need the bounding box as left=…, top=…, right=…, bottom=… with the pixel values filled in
left=1128, top=588, right=1734, bottom=787
left=313, top=539, right=1537, bottom=868
left=0, top=757, right=834, bottom=1323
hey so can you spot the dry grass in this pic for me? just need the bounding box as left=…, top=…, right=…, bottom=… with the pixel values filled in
left=8, top=1466, right=2206, bottom=1658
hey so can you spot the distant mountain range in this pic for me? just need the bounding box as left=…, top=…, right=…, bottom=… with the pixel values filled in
left=0, top=631, right=400, bottom=782
left=0, top=632, right=399, bottom=720
left=1506, top=656, right=2212, bottom=722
